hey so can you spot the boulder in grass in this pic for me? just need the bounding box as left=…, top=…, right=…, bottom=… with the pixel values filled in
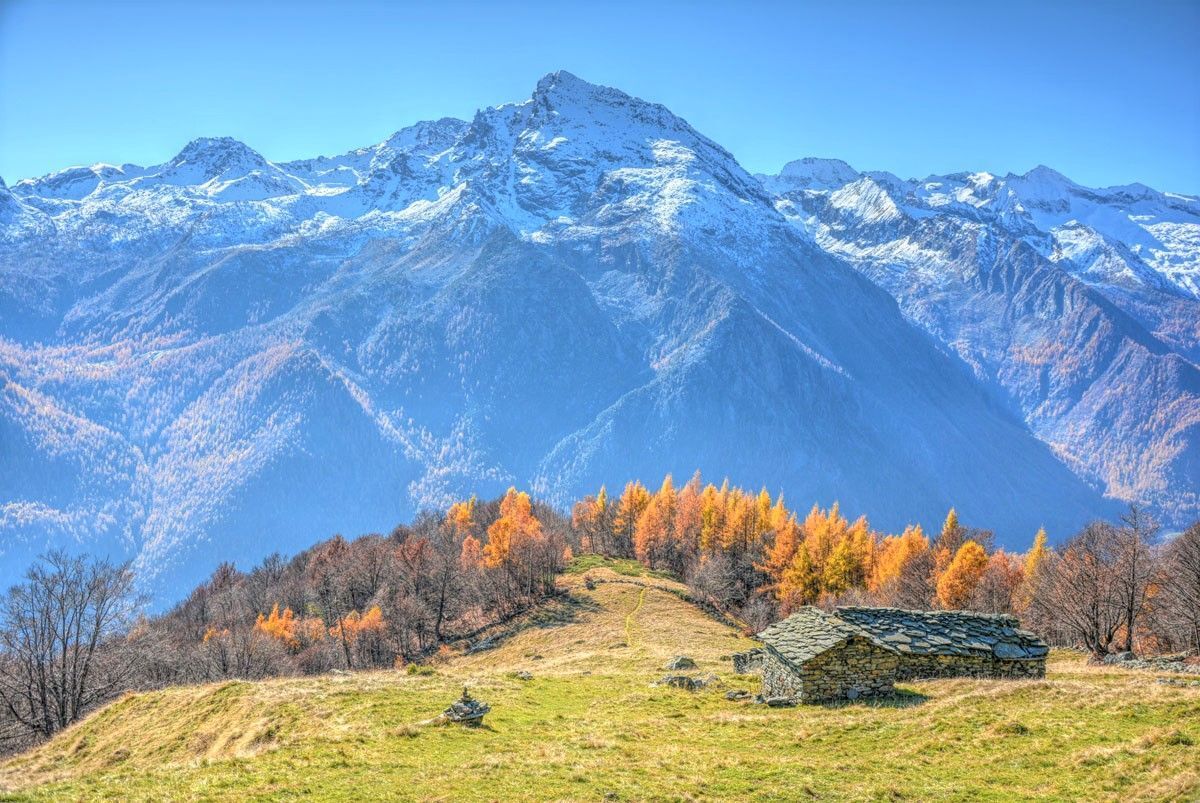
left=657, top=672, right=700, bottom=691
left=659, top=674, right=700, bottom=691
left=658, top=673, right=719, bottom=691
left=665, top=655, right=697, bottom=670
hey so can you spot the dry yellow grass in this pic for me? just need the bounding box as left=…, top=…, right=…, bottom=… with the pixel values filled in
left=1, top=564, right=1197, bottom=801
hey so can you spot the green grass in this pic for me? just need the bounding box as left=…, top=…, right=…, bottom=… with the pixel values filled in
left=565, top=554, right=677, bottom=580
left=1, top=568, right=1197, bottom=801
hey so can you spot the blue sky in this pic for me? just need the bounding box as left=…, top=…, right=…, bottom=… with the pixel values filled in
left=2, top=0, right=1198, bottom=192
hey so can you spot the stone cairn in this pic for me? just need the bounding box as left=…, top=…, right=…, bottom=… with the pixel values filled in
left=443, top=686, right=490, bottom=726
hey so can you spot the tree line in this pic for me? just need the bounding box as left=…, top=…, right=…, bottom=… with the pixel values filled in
left=572, top=473, right=1200, bottom=659
left=1, top=474, right=1197, bottom=752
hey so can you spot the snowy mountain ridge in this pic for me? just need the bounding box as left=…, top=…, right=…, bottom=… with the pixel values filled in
left=1, top=71, right=1196, bottom=597
left=759, top=159, right=1200, bottom=299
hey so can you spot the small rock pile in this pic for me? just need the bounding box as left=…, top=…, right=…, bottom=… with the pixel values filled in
left=654, top=655, right=721, bottom=691
left=1103, top=652, right=1200, bottom=675
left=657, top=673, right=718, bottom=691
left=442, top=687, right=490, bottom=725
left=1156, top=677, right=1200, bottom=688
left=763, top=696, right=796, bottom=707
left=723, top=689, right=797, bottom=706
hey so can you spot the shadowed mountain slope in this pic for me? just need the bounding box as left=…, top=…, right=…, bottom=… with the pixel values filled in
left=5, top=72, right=1190, bottom=596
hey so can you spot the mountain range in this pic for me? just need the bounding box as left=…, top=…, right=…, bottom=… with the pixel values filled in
left=2, top=71, right=1197, bottom=596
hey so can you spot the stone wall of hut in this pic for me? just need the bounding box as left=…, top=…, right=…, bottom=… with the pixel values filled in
left=760, top=651, right=804, bottom=699
left=761, top=637, right=898, bottom=703
left=732, top=648, right=764, bottom=674
left=893, top=653, right=1045, bottom=681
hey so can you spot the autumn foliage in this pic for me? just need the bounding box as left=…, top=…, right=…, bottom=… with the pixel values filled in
left=935, top=541, right=989, bottom=609
left=9, top=482, right=1198, bottom=760
left=567, top=472, right=1046, bottom=628
left=126, top=489, right=571, bottom=682
left=110, top=473, right=1199, bottom=693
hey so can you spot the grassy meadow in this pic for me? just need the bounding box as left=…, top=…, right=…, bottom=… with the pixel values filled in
left=1, top=562, right=1196, bottom=801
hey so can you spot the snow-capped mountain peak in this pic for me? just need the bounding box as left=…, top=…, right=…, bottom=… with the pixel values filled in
left=532, top=69, right=608, bottom=104
left=828, top=175, right=903, bottom=224
left=758, top=157, right=1200, bottom=301
left=766, top=157, right=861, bottom=192
left=377, top=118, right=467, bottom=160
left=124, top=136, right=309, bottom=201
left=2, top=74, right=1195, bottom=597
left=1017, top=164, right=1074, bottom=186
left=166, top=136, right=271, bottom=176
left=12, top=162, right=141, bottom=201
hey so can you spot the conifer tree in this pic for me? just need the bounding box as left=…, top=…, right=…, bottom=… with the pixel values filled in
left=822, top=538, right=859, bottom=596
left=760, top=511, right=802, bottom=590
left=699, top=483, right=724, bottom=553
left=613, top=481, right=651, bottom=558
left=936, top=540, right=989, bottom=609
left=485, top=488, right=545, bottom=596
left=634, top=475, right=677, bottom=568
left=1015, top=527, right=1048, bottom=613
left=779, top=546, right=820, bottom=612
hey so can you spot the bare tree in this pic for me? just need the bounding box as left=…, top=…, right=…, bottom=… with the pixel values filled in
left=308, top=536, right=354, bottom=668
left=427, top=518, right=469, bottom=642
left=892, top=548, right=936, bottom=609
left=969, top=552, right=1022, bottom=615
left=1161, top=522, right=1200, bottom=653
left=1115, top=505, right=1159, bottom=653
left=0, top=552, right=138, bottom=743
left=1038, top=522, right=1123, bottom=660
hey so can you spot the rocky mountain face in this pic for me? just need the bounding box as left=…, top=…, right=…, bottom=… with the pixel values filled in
left=759, top=159, right=1200, bottom=526
left=1, top=72, right=1192, bottom=595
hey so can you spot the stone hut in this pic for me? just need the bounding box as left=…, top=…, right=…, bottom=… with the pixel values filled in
left=836, top=607, right=1047, bottom=680
left=756, top=607, right=899, bottom=703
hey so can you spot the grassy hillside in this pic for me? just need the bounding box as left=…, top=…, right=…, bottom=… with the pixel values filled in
left=1, top=562, right=1197, bottom=801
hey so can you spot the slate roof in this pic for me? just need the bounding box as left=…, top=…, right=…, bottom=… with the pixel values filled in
left=835, top=607, right=1048, bottom=661
left=756, top=607, right=898, bottom=667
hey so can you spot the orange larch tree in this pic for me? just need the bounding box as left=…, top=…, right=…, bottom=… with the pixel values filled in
left=613, top=481, right=651, bottom=558
left=936, top=540, right=989, bottom=609
left=870, top=524, right=929, bottom=597
left=1016, top=527, right=1049, bottom=613
left=698, top=482, right=724, bottom=553
left=673, top=474, right=704, bottom=572
left=634, top=475, right=677, bottom=569
left=485, top=488, right=547, bottom=598
left=760, top=508, right=802, bottom=593
left=571, top=487, right=610, bottom=554
left=255, top=603, right=299, bottom=651
left=778, top=545, right=820, bottom=613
